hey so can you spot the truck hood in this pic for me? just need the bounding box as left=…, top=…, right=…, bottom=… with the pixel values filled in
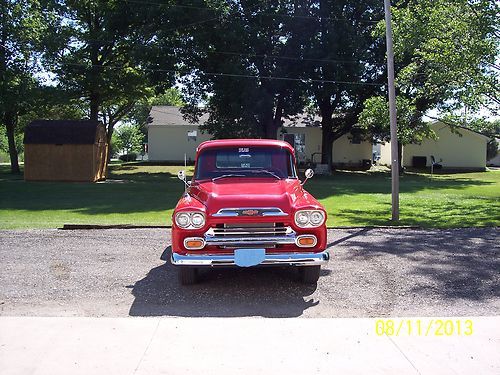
left=188, top=178, right=304, bottom=215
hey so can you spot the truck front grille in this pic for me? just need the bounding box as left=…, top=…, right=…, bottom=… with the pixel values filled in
left=204, top=223, right=295, bottom=248
left=214, top=223, right=288, bottom=237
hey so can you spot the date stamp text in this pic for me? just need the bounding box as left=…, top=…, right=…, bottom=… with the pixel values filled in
left=375, top=319, right=473, bottom=337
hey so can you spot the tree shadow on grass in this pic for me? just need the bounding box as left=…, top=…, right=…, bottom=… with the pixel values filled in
left=336, top=199, right=500, bottom=228
left=1, top=166, right=497, bottom=220
left=307, top=170, right=496, bottom=198
left=128, top=246, right=323, bottom=318
left=343, top=228, right=499, bottom=302
left=0, top=171, right=185, bottom=215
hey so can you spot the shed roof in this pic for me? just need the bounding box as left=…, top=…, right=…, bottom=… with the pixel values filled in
left=24, top=120, right=103, bottom=145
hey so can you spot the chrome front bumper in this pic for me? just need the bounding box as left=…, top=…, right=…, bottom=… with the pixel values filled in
left=171, top=250, right=330, bottom=267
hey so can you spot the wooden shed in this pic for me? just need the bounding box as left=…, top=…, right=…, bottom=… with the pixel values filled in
left=24, top=120, right=108, bottom=182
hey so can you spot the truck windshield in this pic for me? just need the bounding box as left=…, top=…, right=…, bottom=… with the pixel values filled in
left=195, top=147, right=297, bottom=181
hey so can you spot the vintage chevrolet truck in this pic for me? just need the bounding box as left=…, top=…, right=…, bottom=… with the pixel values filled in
left=171, top=139, right=329, bottom=284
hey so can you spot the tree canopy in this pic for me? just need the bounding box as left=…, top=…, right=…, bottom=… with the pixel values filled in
left=42, top=0, right=200, bottom=144
left=1, top=0, right=498, bottom=174
left=0, top=0, right=49, bottom=173
left=360, top=0, right=499, bottom=150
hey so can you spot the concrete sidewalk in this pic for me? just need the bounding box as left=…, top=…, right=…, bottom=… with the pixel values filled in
left=1, top=317, right=499, bottom=375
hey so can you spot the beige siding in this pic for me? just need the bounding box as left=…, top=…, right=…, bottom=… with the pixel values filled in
left=379, top=142, right=392, bottom=166
left=379, top=122, right=488, bottom=169
left=332, top=134, right=372, bottom=165
left=149, top=124, right=372, bottom=165
left=278, top=127, right=372, bottom=165
left=148, top=125, right=211, bottom=162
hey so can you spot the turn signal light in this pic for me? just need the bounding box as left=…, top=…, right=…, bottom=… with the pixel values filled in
left=184, top=238, right=205, bottom=250
left=296, top=235, right=317, bottom=248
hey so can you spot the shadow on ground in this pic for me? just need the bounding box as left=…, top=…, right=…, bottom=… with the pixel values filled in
left=128, top=247, right=325, bottom=318
left=342, top=228, right=500, bottom=302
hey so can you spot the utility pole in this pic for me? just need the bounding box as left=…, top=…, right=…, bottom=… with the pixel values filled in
left=384, top=0, right=399, bottom=221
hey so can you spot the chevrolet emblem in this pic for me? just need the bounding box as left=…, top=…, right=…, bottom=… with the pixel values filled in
left=241, top=209, right=259, bottom=216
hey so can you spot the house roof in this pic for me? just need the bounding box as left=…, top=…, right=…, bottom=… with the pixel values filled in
left=281, top=113, right=322, bottom=128
left=431, top=121, right=491, bottom=141
left=148, top=106, right=321, bottom=128
left=149, top=106, right=209, bottom=126
left=24, top=120, right=103, bottom=145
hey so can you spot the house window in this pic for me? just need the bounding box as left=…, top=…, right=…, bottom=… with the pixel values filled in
left=294, top=134, right=306, bottom=154
left=351, top=133, right=362, bottom=144
left=187, top=130, right=197, bottom=142
left=283, top=133, right=306, bottom=162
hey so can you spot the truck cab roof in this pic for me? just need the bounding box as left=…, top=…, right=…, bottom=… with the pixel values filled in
left=197, top=139, right=295, bottom=155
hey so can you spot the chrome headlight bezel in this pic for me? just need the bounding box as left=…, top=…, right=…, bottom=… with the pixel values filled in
left=174, top=211, right=206, bottom=229
left=294, top=210, right=325, bottom=228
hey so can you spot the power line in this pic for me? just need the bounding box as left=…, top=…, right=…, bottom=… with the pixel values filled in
left=201, top=49, right=366, bottom=64
left=158, top=1, right=263, bottom=33
left=60, top=61, right=384, bottom=86
left=123, top=0, right=222, bottom=11
left=61, top=37, right=371, bottom=65
left=120, top=0, right=382, bottom=24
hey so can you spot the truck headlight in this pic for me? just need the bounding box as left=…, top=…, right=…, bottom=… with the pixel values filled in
left=191, top=213, right=205, bottom=228
left=175, top=212, right=205, bottom=229
left=310, top=211, right=325, bottom=226
left=294, top=210, right=325, bottom=228
left=296, top=211, right=310, bottom=226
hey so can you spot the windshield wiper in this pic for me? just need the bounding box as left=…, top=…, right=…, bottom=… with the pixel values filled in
left=211, top=174, right=245, bottom=181
left=246, top=170, right=282, bottom=179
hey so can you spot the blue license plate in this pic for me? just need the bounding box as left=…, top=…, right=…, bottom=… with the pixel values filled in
left=234, top=249, right=266, bottom=267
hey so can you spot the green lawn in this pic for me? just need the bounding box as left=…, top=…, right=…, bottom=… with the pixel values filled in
left=0, top=163, right=499, bottom=229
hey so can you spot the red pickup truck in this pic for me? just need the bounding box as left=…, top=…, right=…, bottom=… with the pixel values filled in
left=171, top=139, right=329, bottom=284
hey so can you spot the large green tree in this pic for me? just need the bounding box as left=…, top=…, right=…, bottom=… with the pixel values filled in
left=0, top=0, right=49, bottom=173
left=360, top=0, right=498, bottom=155
left=43, top=0, right=178, bottom=146
left=299, top=0, right=386, bottom=167
left=111, top=124, right=143, bottom=155
left=179, top=0, right=386, bottom=167
left=180, top=0, right=308, bottom=139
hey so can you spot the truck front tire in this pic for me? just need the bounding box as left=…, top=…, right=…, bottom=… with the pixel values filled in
left=299, top=265, right=321, bottom=284
left=178, top=267, right=198, bottom=285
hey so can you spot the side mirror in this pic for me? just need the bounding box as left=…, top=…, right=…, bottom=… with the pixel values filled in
left=177, top=170, right=186, bottom=181
left=302, top=168, right=314, bottom=185
left=177, top=170, right=190, bottom=191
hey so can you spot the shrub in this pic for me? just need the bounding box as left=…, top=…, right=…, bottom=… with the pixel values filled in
left=119, top=153, right=138, bottom=162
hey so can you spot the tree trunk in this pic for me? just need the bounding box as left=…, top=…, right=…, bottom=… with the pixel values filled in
left=4, top=112, right=20, bottom=174
left=321, top=127, right=333, bottom=168
left=260, top=106, right=277, bottom=139
left=89, top=93, right=99, bottom=122
left=269, top=95, right=284, bottom=140
left=100, top=121, right=115, bottom=178
left=319, top=100, right=334, bottom=169
left=265, top=119, right=279, bottom=139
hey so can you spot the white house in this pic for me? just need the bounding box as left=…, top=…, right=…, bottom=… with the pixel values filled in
left=379, top=121, right=490, bottom=170
left=147, top=106, right=373, bottom=166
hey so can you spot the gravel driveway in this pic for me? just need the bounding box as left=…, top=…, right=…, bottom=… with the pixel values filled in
left=0, top=228, right=498, bottom=318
